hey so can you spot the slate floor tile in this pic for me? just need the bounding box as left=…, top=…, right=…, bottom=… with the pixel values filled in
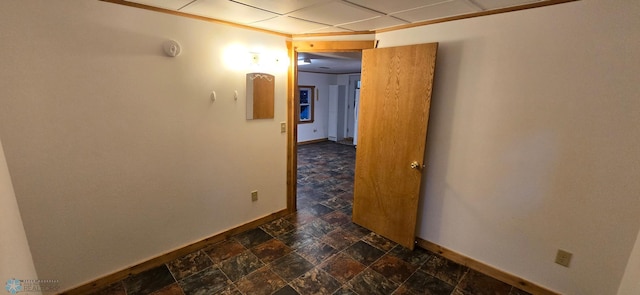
left=320, top=210, right=352, bottom=227
left=234, top=267, right=286, bottom=295
left=234, top=228, right=273, bottom=248
left=421, top=255, right=468, bottom=286
left=362, top=232, right=397, bottom=252
left=320, top=196, right=352, bottom=210
left=260, top=218, right=296, bottom=237
left=321, top=228, right=361, bottom=251
left=343, top=240, right=385, bottom=266
left=149, top=283, right=184, bottom=295
left=306, top=203, right=335, bottom=216
left=333, top=286, right=358, bottom=295
left=273, top=285, right=300, bottom=295
left=299, top=218, right=336, bottom=239
left=123, top=265, right=176, bottom=295
left=203, top=240, right=246, bottom=264
left=348, top=268, right=399, bottom=295
left=456, top=269, right=512, bottom=295
left=296, top=240, right=337, bottom=265
left=320, top=252, right=366, bottom=284
left=402, top=269, right=455, bottom=295
left=340, top=223, right=371, bottom=238
left=219, top=250, right=264, bottom=282
left=390, top=245, right=434, bottom=267
left=290, top=268, right=341, bottom=295
left=178, top=267, right=230, bottom=295
left=284, top=210, right=317, bottom=226
left=370, top=254, right=419, bottom=284
left=250, top=239, right=292, bottom=264
left=271, top=253, right=315, bottom=282
left=166, top=250, right=213, bottom=280
left=277, top=228, right=318, bottom=250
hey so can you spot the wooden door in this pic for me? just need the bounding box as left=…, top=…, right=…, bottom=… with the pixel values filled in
left=353, top=43, right=438, bottom=249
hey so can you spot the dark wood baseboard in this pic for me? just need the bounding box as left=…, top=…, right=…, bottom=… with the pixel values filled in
left=298, top=138, right=329, bottom=145
left=60, top=209, right=289, bottom=294
left=60, top=214, right=557, bottom=294
left=416, top=238, right=559, bottom=295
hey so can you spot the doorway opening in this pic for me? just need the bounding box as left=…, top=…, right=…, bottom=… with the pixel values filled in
left=293, top=47, right=366, bottom=214
left=285, top=40, right=374, bottom=214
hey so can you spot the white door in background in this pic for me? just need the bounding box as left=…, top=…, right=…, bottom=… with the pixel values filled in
left=328, top=85, right=346, bottom=142
left=346, top=75, right=361, bottom=139
left=353, top=88, right=360, bottom=146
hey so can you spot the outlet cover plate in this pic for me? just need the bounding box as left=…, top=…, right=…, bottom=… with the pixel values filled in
left=555, top=249, right=572, bottom=267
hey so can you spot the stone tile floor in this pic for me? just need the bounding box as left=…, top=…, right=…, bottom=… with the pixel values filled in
left=88, top=142, right=530, bottom=295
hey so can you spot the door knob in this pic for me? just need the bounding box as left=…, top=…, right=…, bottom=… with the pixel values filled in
left=410, top=161, right=421, bottom=170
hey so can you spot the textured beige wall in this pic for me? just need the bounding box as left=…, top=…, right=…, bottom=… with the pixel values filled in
left=0, top=138, right=40, bottom=293
left=618, top=228, right=640, bottom=295
left=377, top=0, right=640, bottom=294
left=0, top=0, right=287, bottom=290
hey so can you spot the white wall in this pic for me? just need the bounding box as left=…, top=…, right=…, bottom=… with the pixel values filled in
left=0, top=137, right=39, bottom=290
left=0, top=0, right=287, bottom=290
left=297, top=72, right=336, bottom=142
left=377, top=0, right=640, bottom=294
left=618, top=227, right=640, bottom=295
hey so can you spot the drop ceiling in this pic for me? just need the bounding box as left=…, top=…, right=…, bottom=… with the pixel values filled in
left=113, top=0, right=572, bottom=74
left=297, top=52, right=363, bottom=74
left=123, top=0, right=562, bottom=35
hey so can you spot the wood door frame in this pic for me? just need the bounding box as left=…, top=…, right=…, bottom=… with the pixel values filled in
left=286, top=40, right=375, bottom=213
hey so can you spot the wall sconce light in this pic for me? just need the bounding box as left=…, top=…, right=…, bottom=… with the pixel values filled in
left=222, top=44, right=289, bottom=72
left=298, top=58, right=311, bottom=65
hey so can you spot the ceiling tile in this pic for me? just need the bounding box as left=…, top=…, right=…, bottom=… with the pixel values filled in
left=298, top=52, right=362, bottom=74
left=251, top=16, right=330, bottom=34
left=126, top=0, right=194, bottom=10
left=180, top=0, right=278, bottom=24
left=306, top=26, right=355, bottom=34
left=288, top=1, right=382, bottom=26
left=345, top=0, right=450, bottom=14
left=231, top=0, right=330, bottom=14
left=391, top=0, right=481, bottom=23
left=339, top=16, right=409, bottom=31
left=123, top=0, right=558, bottom=35
left=474, top=0, right=542, bottom=10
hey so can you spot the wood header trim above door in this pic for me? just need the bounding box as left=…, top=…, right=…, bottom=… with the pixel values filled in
left=292, top=41, right=375, bottom=52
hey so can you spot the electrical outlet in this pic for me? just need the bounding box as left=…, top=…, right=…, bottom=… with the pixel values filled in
left=251, top=190, right=258, bottom=202
left=555, top=249, right=572, bottom=267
